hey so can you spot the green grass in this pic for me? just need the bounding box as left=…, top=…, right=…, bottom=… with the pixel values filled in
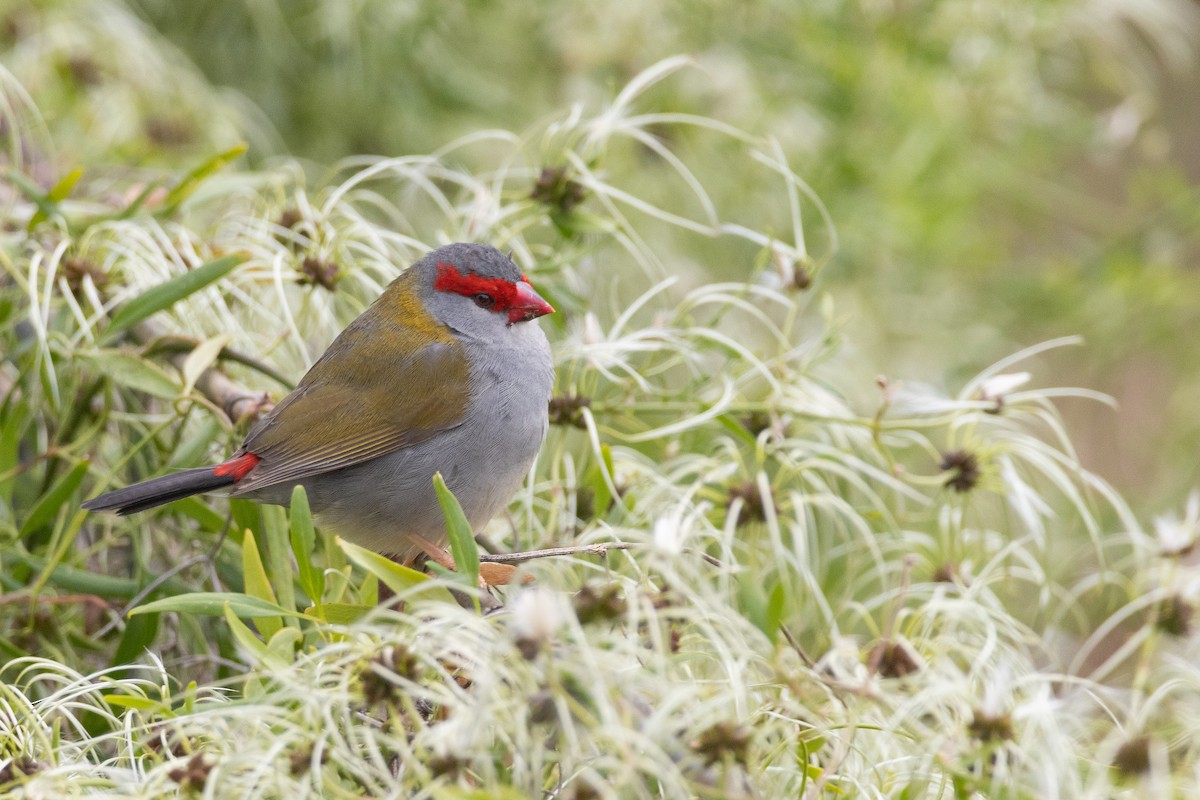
left=2, top=1, right=1200, bottom=797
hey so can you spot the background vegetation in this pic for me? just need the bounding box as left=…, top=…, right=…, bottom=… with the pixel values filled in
left=2, top=0, right=1199, bottom=797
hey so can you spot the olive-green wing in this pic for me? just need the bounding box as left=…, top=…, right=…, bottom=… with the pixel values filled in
left=231, top=313, right=468, bottom=495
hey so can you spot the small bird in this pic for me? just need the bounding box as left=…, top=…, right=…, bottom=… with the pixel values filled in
left=84, top=243, right=556, bottom=564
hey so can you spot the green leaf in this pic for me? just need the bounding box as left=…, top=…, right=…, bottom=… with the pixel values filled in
left=166, top=416, right=223, bottom=470
left=47, top=168, right=84, bottom=202
left=19, top=459, right=88, bottom=537
left=80, top=350, right=181, bottom=399
left=261, top=504, right=297, bottom=620
left=4, top=167, right=59, bottom=228
left=27, top=167, right=83, bottom=229
left=4, top=550, right=151, bottom=598
left=736, top=573, right=782, bottom=644
left=766, top=581, right=785, bottom=644
left=173, top=495, right=227, bottom=533
left=223, top=603, right=271, bottom=663
left=103, top=253, right=247, bottom=339
left=130, top=591, right=301, bottom=619
left=111, top=610, right=159, bottom=671
left=308, top=602, right=372, bottom=625
left=434, top=472, right=479, bottom=594
left=358, top=571, right=378, bottom=606
left=241, top=529, right=282, bottom=639
left=100, top=694, right=162, bottom=712
left=716, top=413, right=758, bottom=447
left=589, top=443, right=617, bottom=518
left=264, top=625, right=302, bottom=668
left=159, top=143, right=248, bottom=216
left=0, top=394, right=33, bottom=506
left=289, top=485, right=323, bottom=603
left=338, top=537, right=455, bottom=606
left=180, top=332, right=233, bottom=395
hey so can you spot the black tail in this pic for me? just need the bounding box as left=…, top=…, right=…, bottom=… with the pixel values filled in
left=82, top=467, right=236, bottom=515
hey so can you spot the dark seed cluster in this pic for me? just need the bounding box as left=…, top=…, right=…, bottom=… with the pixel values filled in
left=940, top=450, right=981, bottom=493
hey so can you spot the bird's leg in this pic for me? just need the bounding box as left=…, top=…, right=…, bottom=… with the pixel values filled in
left=408, top=533, right=522, bottom=587
left=408, top=533, right=457, bottom=571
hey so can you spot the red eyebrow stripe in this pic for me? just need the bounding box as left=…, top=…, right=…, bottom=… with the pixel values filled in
left=434, top=262, right=519, bottom=311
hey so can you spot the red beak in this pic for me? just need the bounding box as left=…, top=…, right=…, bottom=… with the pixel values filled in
left=508, top=281, right=555, bottom=324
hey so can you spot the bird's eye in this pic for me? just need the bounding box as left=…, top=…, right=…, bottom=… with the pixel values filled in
left=473, top=293, right=495, bottom=309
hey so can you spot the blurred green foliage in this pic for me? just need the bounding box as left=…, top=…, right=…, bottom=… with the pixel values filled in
left=7, top=0, right=1197, bottom=508
left=3, top=1, right=1200, bottom=795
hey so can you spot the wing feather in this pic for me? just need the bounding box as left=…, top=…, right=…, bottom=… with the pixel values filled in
left=232, top=281, right=469, bottom=495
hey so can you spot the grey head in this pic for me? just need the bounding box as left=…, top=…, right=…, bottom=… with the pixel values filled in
left=411, top=243, right=554, bottom=340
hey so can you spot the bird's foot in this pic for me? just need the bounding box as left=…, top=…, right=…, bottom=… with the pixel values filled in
left=407, top=533, right=522, bottom=587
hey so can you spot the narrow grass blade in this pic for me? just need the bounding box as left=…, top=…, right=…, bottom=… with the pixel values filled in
left=111, top=610, right=159, bottom=671
left=20, top=459, right=88, bottom=537
left=80, top=351, right=181, bottom=399
left=338, top=537, right=456, bottom=605
left=434, top=472, right=479, bottom=592
left=28, top=167, right=82, bottom=229
left=308, top=602, right=372, bottom=625
left=289, top=485, right=324, bottom=603
left=103, top=253, right=246, bottom=339
left=130, top=591, right=300, bottom=619
left=261, top=504, right=297, bottom=620
left=241, top=528, right=282, bottom=638
left=159, top=143, right=248, bottom=216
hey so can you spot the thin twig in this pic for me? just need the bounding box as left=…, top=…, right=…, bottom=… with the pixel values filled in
left=0, top=591, right=112, bottom=612
left=143, top=334, right=294, bottom=388
left=477, top=542, right=639, bottom=564
left=132, top=320, right=276, bottom=424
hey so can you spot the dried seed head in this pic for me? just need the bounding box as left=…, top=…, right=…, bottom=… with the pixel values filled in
left=64, top=55, right=102, bottom=86
left=573, top=582, right=627, bottom=625
left=528, top=689, right=557, bottom=724
left=940, top=449, right=981, bottom=493
left=0, top=755, right=42, bottom=785
left=1155, top=594, right=1195, bottom=637
left=973, top=372, right=1030, bottom=415
left=427, top=752, right=467, bottom=779
left=358, top=646, right=417, bottom=707
left=142, top=725, right=196, bottom=758
left=276, top=207, right=303, bottom=231
left=968, top=709, right=1014, bottom=743
left=739, top=410, right=773, bottom=436
left=1112, top=735, right=1152, bottom=777
left=869, top=638, right=923, bottom=678
left=690, top=720, right=753, bottom=766
left=299, top=256, right=340, bottom=291
left=548, top=393, right=591, bottom=428
left=144, top=116, right=192, bottom=147
left=62, top=256, right=108, bottom=296
left=932, top=561, right=965, bottom=584
left=726, top=480, right=775, bottom=526
left=562, top=778, right=602, bottom=800
left=792, top=265, right=812, bottom=290
left=510, top=587, right=566, bottom=660
left=532, top=166, right=587, bottom=213
left=287, top=743, right=326, bottom=776
left=167, top=752, right=213, bottom=790
left=1154, top=492, right=1200, bottom=557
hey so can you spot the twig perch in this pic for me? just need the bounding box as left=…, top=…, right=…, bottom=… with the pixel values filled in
left=132, top=320, right=275, bottom=424
left=478, top=542, right=639, bottom=564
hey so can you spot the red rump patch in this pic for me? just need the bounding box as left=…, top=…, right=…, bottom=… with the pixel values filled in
left=434, top=262, right=519, bottom=311
left=213, top=452, right=260, bottom=482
